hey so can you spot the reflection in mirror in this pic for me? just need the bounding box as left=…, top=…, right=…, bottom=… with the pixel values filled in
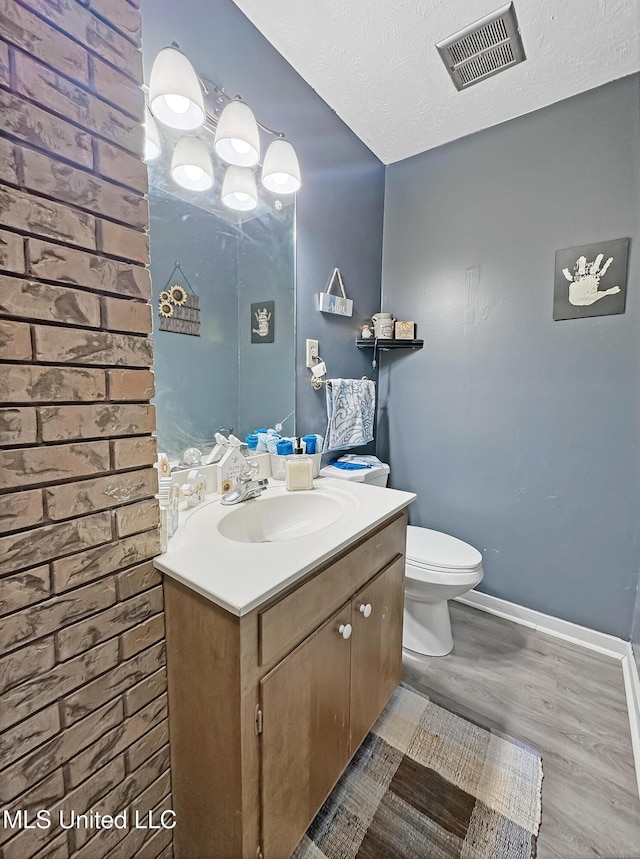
left=149, top=186, right=295, bottom=460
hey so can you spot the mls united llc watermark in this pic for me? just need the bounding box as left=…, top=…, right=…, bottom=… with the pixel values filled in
left=2, top=808, right=176, bottom=832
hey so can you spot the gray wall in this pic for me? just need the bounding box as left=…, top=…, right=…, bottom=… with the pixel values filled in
left=142, top=0, right=385, bottom=445
left=237, top=208, right=295, bottom=434
left=149, top=190, right=295, bottom=456
left=149, top=189, right=240, bottom=456
left=381, top=75, right=640, bottom=638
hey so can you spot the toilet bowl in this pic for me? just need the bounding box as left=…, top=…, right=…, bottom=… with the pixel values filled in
left=320, top=456, right=483, bottom=657
left=404, top=526, right=483, bottom=656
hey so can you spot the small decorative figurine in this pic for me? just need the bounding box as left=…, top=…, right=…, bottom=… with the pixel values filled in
left=182, top=447, right=203, bottom=466
left=181, top=470, right=206, bottom=508
left=217, top=447, right=247, bottom=494
left=157, top=452, right=172, bottom=480
left=168, top=483, right=180, bottom=537
left=361, top=324, right=373, bottom=338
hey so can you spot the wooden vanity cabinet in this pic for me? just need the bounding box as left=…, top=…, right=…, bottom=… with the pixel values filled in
left=260, top=602, right=353, bottom=859
left=350, top=555, right=404, bottom=752
left=260, top=556, right=404, bottom=859
left=164, top=510, right=407, bottom=859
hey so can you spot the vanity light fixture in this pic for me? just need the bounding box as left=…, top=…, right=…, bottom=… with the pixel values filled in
left=221, top=166, right=258, bottom=211
left=171, top=136, right=214, bottom=191
left=261, top=137, right=301, bottom=194
left=145, top=45, right=301, bottom=212
left=214, top=99, right=261, bottom=167
left=144, top=107, right=161, bottom=161
left=149, top=46, right=206, bottom=130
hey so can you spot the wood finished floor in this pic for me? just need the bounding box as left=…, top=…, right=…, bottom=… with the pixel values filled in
left=402, top=602, right=640, bottom=859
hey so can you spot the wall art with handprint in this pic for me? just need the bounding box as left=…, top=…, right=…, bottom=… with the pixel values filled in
left=250, top=300, right=275, bottom=343
left=553, top=238, right=629, bottom=320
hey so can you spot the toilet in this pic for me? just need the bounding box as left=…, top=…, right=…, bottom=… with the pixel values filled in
left=320, top=457, right=483, bottom=656
left=403, top=526, right=483, bottom=655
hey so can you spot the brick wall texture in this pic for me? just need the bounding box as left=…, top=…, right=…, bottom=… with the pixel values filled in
left=0, top=1, right=171, bottom=857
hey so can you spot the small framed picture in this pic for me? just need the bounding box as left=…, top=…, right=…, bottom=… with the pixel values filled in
left=395, top=321, right=415, bottom=339
left=251, top=301, right=275, bottom=343
left=553, top=238, right=629, bottom=320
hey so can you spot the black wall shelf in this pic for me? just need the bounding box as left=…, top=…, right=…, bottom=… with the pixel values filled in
left=356, top=338, right=424, bottom=352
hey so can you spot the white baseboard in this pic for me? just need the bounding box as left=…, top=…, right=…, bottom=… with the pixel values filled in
left=455, top=590, right=640, bottom=799
left=622, top=644, right=640, bottom=800
left=456, top=590, right=628, bottom=658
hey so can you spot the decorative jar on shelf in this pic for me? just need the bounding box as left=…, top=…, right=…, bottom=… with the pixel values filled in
left=372, top=312, right=396, bottom=339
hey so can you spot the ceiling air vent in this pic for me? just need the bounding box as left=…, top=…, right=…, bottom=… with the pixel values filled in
left=436, top=3, right=526, bottom=91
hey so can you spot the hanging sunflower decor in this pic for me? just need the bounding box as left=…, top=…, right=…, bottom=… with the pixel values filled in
left=169, top=284, right=188, bottom=305
left=157, top=263, right=201, bottom=336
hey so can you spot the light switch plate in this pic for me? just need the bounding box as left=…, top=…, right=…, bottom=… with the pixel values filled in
left=305, top=339, right=319, bottom=368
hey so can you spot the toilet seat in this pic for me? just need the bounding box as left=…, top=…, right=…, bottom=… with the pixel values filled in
left=405, top=526, right=482, bottom=575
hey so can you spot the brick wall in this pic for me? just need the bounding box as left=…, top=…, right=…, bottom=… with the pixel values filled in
left=0, top=1, right=171, bottom=858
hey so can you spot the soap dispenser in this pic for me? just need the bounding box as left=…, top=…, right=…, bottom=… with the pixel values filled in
left=285, top=440, right=314, bottom=491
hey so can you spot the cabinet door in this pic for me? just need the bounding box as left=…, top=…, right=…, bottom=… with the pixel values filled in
left=350, top=556, right=404, bottom=754
left=260, top=604, right=352, bottom=859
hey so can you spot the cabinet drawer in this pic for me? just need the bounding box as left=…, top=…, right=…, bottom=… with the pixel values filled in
left=259, top=512, right=407, bottom=666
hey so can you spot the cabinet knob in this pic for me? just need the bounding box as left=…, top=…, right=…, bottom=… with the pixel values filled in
left=359, top=603, right=372, bottom=618
left=338, top=623, right=352, bottom=640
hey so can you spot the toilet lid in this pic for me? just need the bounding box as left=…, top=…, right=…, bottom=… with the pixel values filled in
left=406, top=526, right=483, bottom=572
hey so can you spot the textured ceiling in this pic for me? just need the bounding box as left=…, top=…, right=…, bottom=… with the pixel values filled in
left=230, top=0, right=640, bottom=164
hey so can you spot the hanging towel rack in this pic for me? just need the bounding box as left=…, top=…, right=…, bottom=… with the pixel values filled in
left=311, top=373, right=371, bottom=391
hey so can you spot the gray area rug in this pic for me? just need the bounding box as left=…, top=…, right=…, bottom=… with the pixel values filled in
left=292, top=684, right=543, bottom=858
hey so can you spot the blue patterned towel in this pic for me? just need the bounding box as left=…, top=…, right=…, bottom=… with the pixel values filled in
left=323, top=379, right=376, bottom=452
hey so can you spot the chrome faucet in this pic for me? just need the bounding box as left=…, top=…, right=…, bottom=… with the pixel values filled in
left=220, top=458, right=268, bottom=505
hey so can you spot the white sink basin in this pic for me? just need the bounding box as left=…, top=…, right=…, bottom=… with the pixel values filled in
left=157, top=477, right=416, bottom=615
left=217, top=490, right=345, bottom=543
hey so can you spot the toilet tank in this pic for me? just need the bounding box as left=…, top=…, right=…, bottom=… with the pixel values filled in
left=319, top=456, right=390, bottom=487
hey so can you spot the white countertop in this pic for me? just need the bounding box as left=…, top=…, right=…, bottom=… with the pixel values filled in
left=154, top=477, right=416, bottom=616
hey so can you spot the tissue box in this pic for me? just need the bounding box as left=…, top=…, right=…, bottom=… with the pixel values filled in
left=270, top=452, right=321, bottom=480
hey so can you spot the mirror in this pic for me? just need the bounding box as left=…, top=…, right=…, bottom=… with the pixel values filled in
left=149, top=186, right=296, bottom=460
